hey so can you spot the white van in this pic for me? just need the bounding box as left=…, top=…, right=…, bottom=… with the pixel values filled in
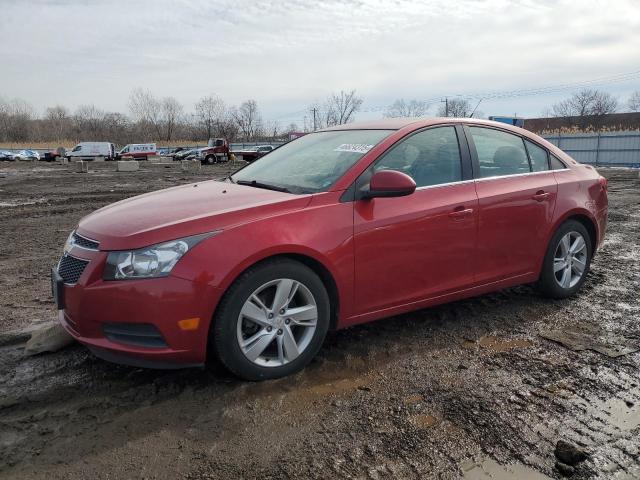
left=117, top=143, right=157, bottom=160
left=67, top=142, right=115, bottom=160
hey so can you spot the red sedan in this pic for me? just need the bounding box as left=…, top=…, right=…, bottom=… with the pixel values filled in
left=53, top=118, right=608, bottom=380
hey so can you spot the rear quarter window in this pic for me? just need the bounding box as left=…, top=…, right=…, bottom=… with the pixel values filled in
left=550, top=154, right=568, bottom=170
left=524, top=140, right=550, bottom=172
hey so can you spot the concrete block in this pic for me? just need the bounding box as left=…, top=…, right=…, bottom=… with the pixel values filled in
left=117, top=160, right=140, bottom=172
left=24, top=321, right=74, bottom=356
left=72, top=161, right=89, bottom=173
left=181, top=160, right=202, bottom=172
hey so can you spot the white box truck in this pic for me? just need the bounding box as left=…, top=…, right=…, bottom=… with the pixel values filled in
left=66, top=142, right=115, bottom=160
left=116, top=143, right=157, bottom=160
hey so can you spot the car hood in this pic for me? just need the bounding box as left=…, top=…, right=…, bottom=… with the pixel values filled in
left=77, top=180, right=312, bottom=250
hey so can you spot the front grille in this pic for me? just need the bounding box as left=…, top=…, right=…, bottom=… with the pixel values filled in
left=73, top=232, right=99, bottom=250
left=103, top=323, right=168, bottom=348
left=58, top=254, right=89, bottom=284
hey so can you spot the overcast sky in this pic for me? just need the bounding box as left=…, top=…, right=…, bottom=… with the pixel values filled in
left=1, top=0, right=639, bottom=124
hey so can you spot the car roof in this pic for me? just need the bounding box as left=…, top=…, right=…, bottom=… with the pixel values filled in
left=320, top=117, right=522, bottom=132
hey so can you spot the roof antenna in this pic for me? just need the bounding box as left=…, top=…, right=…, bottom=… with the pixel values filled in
left=469, top=98, right=483, bottom=118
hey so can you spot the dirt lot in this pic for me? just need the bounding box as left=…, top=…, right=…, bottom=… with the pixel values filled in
left=0, top=161, right=638, bottom=479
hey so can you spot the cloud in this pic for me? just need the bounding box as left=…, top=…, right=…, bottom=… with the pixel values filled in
left=0, top=0, right=638, bottom=121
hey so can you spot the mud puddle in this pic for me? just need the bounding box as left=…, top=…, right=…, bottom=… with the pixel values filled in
left=462, top=458, right=552, bottom=479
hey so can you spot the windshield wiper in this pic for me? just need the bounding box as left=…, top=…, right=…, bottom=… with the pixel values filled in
left=236, top=179, right=291, bottom=193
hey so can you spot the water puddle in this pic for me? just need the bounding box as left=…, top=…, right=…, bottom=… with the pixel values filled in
left=461, top=458, right=552, bottom=479
left=0, top=198, right=45, bottom=208
left=586, top=391, right=640, bottom=431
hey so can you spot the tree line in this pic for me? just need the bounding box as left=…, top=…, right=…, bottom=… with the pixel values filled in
left=1, top=87, right=638, bottom=145
left=0, top=88, right=365, bottom=146
left=384, top=89, right=640, bottom=130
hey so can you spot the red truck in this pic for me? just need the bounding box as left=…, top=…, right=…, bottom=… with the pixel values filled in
left=196, top=138, right=230, bottom=164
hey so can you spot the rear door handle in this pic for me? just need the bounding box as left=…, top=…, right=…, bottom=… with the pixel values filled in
left=533, top=191, right=551, bottom=202
left=448, top=206, right=474, bottom=219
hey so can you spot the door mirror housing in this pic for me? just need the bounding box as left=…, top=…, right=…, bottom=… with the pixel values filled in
left=361, top=170, right=417, bottom=199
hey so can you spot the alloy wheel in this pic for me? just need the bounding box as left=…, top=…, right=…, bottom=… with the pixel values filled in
left=236, top=278, right=318, bottom=367
left=553, top=231, right=588, bottom=289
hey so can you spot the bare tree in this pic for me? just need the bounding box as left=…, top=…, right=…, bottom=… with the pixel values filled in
left=551, top=89, right=618, bottom=129
left=265, top=120, right=280, bottom=139
left=305, top=90, right=363, bottom=130
left=384, top=99, right=429, bottom=118
left=43, top=105, right=71, bottom=140
left=128, top=89, right=184, bottom=141
left=73, top=104, right=108, bottom=139
left=194, top=94, right=227, bottom=140
left=161, top=97, right=184, bottom=141
left=0, top=97, right=35, bottom=141
left=326, top=90, right=363, bottom=126
left=128, top=88, right=163, bottom=139
left=628, top=91, right=640, bottom=112
left=438, top=98, right=471, bottom=118
left=232, top=100, right=262, bottom=140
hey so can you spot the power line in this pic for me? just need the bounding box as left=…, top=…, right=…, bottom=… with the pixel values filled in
left=269, top=69, right=640, bottom=122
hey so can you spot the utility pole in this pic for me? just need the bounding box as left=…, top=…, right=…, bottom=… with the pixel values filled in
left=312, top=107, right=317, bottom=131
left=441, top=97, right=449, bottom=117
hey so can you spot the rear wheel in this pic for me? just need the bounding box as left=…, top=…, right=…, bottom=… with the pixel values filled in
left=538, top=220, right=592, bottom=298
left=212, top=259, right=330, bottom=380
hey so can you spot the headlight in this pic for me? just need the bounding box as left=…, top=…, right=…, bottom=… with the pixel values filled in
left=63, top=230, right=75, bottom=254
left=103, top=232, right=218, bottom=280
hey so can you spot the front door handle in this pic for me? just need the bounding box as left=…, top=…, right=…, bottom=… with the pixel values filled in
left=448, top=206, right=474, bottom=219
left=533, top=190, right=551, bottom=202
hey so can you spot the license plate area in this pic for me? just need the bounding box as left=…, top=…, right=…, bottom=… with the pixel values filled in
left=51, top=268, right=65, bottom=310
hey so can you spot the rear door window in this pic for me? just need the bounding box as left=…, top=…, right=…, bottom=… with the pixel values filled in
left=469, top=127, right=530, bottom=178
left=524, top=140, right=549, bottom=172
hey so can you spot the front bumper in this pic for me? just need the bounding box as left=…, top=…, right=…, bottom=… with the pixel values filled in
left=57, top=248, right=223, bottom=368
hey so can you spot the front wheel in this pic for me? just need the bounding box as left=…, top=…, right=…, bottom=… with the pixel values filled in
left=538, top=220, right=592, bottom=299
left=205, top=155, right=216, bottom=165
left=212, top=259, right=330, bottom=380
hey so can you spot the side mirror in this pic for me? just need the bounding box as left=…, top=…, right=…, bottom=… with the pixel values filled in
left=361, top=170, right=416, bottom=199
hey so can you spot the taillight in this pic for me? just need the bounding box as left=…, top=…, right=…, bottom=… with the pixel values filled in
left=598, top=176, right=608, bottom=192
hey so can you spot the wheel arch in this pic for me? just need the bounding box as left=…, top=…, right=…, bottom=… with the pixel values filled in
left=552, top=209, right=599, bottom=253
left=211, top=251, right=342, bottom=334
left=537, top=209, right=598, bottom=278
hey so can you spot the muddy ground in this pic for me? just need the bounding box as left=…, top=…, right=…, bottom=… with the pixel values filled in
left=0, top=161, right=638, bottom=479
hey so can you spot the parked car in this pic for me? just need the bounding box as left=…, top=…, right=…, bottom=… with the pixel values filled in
left=0, top=150, right=15, bottom=161
left=196, top=138, right=231, bottom=164
left=14, top=149, right=40, bottom=161
left=233, top=145, right=274, bottom=163
left=66, top=142, right=115, bottom=160
left=53, top=118, right=608, bottom=380
left=116, top=143, right=157, bottom=160
left=173, top=149, right=197, bottom=161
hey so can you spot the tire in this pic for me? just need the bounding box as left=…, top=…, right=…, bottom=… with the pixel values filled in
left=205, top=155, right=215, bottom=165
left=212, top=258, right=330, bottom=381
left=538, top=219, right=592, bottom=299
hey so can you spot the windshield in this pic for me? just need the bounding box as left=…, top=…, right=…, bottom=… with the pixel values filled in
left=231, top=130, right=392, bottom=193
